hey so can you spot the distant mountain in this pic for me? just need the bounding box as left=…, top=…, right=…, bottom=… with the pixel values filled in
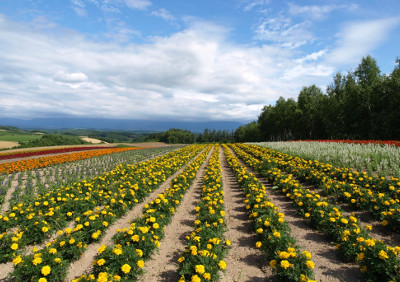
left=0, top=117, right=245, bottom=133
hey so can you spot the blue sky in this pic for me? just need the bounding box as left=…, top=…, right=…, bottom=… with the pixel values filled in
left=1, top=0, right=399, bottom=123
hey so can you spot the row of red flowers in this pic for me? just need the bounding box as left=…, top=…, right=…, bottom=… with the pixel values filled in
left=0, top=146, right=112, bottom=161
left=292, top=140, right=400, bottom=147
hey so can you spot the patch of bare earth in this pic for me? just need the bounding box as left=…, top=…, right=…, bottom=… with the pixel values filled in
left=0, top=141, right=18, bottom=150
left=0, top=176, right=18, bottom=214
left=219, top=146, right=273, bottom=282
left=66, top=148, right=205, bottom=281
left=230, top=147, right=363, bottom=282
left=140, top=148, right=214, bottom=281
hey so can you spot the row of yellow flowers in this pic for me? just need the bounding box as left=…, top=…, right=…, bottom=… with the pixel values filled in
left=224, top=145, right=315, bottom=282
left=177, top=145, right=230, bottom=282
left=234, top=144, right=400, bottom=281
left=73, top=145, right=212, bottom=281
left=0, top=147, right=141, bottom=175
left=2, top=145, right=206, bottom=281
left=246, top=144, right=400, bottom=230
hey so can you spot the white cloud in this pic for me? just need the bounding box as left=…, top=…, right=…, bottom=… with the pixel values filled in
left=125, top=0, right=151, bottom=10
left=53, top=71, right=88, bottom=83
left=0, top=15, right=338, bottom=121
left=327, top=17, right=400, bottom=66
left=151, top=8, right=175, bottom=21
left=243, top=0, right=271, bottom=12
left=255, top=15, right=314, bottom=48
left=295, top=49, right=327, bottom=63
left=288, top=3, right=358, bottom=20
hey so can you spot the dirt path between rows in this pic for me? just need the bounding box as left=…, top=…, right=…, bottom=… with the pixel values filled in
left=230, top=147, right=363, bottom=282
left=219, top=146, right=273, bottom=282
left=66, top=148, right=206, bottom=281
left=0, top=176, right=18, bottom=214
left=139, top=148, right=213, bottom=281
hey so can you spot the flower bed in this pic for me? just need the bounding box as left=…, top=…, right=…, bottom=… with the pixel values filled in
left=74, top=145, right=212, bottom=281
left=239, top=144, right=400, bottom=230
left=233, top=144, right=400, bottom=281
left=0, top=146, right=113, bottom=161
left=177, top=146, right=230, bottom=282
left=2, top=145, right=205, bottom=281
left=0, top=147, right=141, bottom=175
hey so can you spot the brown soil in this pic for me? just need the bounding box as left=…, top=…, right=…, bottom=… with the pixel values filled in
left=219, top=147, right=273, bottom=282
left=0, top=141, right=18, bottom=150
left=0, top=177, right=18, bottom=214
left=140, top=148, right=213, bottom=281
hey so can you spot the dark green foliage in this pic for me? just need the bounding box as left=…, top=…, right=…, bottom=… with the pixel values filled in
left=18, top=134, right=88, bottom=148
left=254, top=55, right=400, bottom=141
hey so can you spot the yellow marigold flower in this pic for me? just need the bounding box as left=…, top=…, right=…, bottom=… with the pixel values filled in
left=365, top=239, right=375, bottom=247
left=136, top=249, right=143, bottom=257
left=280, top=260, right=290, bottom=269
left=97, top=259, right=105, bottom=266
left=382, top=220, right=389, bottom=226
left=269, top=260, right=277, bottom=268
left=191, top=275, right=201, bottom=282
left=54, top=258, right=61, bottom=263
left=300, top=250, right=311, bottom=260
left=379, top=250, right=389, bottom=259
left=33, top=256, right=43, bottom=265
left=113, top=248, right=123, bottom=255
left=225, top=239, right=231, bottom=246
left=121, top=264, right=131, bottom=274
left=97, top=245, right=106, bottom=254
left=113, top=274, right=121, bottom=281
left=131, top=235, right=140, bottom=242
left=11, top=243, right=18, bottom=250
left=38, top=278, right=47, bottom=282
left=218, top=260, right=227, bottom=270
left=178, top=256, right=185, bottom=263
left=12, top=256, right=22, bottom=265
left=256, top=228, right=263, bottom=234
left=279, top=251, right=290, bottom=259
left=195, top=264, right=205, bottom=274
left=137, top=260, right=145, bottom=268
left=357, top=253, right=365, bottom=261
left=203, top=272, right=211, bottom=280
left=306, top=260, right=314, bottom=269
left=365, top=225, right=372, bottom=231
left=152, top=223, right=159, bottom=229
left=340, top=218, right=348, bottom=224
left=48, top=248, right=57, bottom=254
left=69, top=238, right=76, bottom=244
left=41, top=265, right=51, bottom=276
left=273, top=231, right=280, bottom=238
left=256, top=241, right=262, bottom=248
left=42, top=227, right=49, bottom=233
left=305, top=213, right=310, bottom=218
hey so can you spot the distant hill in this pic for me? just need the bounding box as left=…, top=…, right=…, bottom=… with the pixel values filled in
left=0, top=117, right=244, bottom=133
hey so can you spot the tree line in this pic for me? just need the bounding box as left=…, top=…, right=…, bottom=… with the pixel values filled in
left=240, top=55, right=400, bottom=141
left=145, top=128, right=235, bottom=144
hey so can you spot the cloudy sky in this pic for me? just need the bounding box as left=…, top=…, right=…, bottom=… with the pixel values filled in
left=0, top=0, right=399, bottom=122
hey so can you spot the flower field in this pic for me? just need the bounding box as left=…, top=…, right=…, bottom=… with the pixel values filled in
left=0, top=142, right=399, bottom=281
left=0, top=147, right=114, bottom=161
